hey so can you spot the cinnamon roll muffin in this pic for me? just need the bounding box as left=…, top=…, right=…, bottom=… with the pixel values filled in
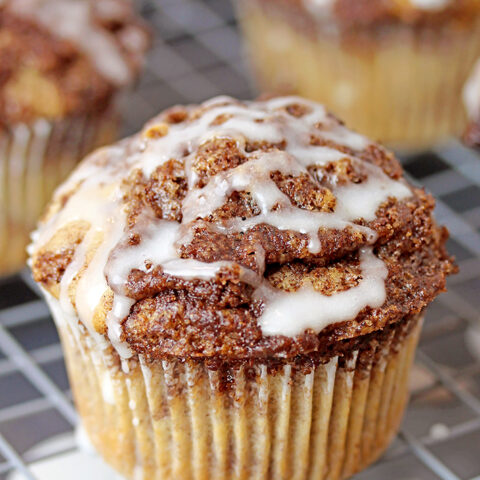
left=234, top=0, right=480, bottom=150
left=0, top=0, right=149, bottom=275
left=30, top=96, right=455, bottom=480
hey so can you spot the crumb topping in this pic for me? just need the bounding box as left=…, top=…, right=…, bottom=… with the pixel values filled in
left=251, top=0, right=480, bottom=33
left=0, top=0, right=149, bottom=125
left=30, top=96, right=456, bottom=360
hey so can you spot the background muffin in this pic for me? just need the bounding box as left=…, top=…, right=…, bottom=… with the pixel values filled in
left=0, top=0, right=150, bottom=276
left=234, top=0, right=480, bottom=150
left=30, top=96, right=455, bottom=480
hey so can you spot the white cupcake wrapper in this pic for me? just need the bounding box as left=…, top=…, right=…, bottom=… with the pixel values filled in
left=54, top=305, right=422, bottom=480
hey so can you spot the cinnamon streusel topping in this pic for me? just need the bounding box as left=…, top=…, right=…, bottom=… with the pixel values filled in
left=253, top=0, right=480, bottom=32
left=0, top=0, right=149, bottom=125
left=30, top=96, right=455, bottom=360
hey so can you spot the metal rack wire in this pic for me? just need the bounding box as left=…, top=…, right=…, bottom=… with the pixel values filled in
left=1, top=0, right=480, bottom=478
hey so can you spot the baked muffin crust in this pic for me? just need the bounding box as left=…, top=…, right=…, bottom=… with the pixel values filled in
left=30, top=96, right=455, bottom=361
left=0, top=0, right=149, bottom=126
left=255, top=0, right=480, bottom=30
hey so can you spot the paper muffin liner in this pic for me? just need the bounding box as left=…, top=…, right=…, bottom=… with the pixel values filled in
left=50, top=291, right=422, bottom=480
left=0, top=110, right=118, bottom=276
left=235, top=0, right=480, bottom=150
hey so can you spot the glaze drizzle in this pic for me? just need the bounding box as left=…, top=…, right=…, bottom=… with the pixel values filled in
left=31, top=96, right=412, bottom=357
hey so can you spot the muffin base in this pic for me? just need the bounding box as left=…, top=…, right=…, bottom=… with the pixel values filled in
left=52, top=296, right=422, bottom=480
left=0, top=112, right=117, bottom=276
left=236, top=1, right=480, bottom=150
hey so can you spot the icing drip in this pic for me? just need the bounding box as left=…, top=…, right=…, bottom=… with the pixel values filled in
left=254, top=248, right=388, bottom=336
left=4, top=0, right=142, bottom=86
left=334, top=161, right=411, bottom=221
left=141, top=96, right=369, bottom=178
left=302, top=0, right=337, bottom=31
left=32, top=96, right=412, bottom=356
left=303, top=0, right=452, bottom=15
left=36, top=145, right=132, bottom=353
left=182, top=150, right=372, bottom=254
left=107, top=217, right=259, bottom=287
left=409, top=0, right=452, bottom=10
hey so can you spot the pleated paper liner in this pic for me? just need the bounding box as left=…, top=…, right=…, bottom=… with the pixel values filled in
left=235, top=0, right=480, bottom=150
left=0, top=110, right=118, bottom=276
left=53, top=299, right=422, bottom=480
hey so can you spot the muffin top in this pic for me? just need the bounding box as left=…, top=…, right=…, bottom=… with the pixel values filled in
left=0, top=0, right=150, bottom=126
left=30, top=96, right=455, bottom=361
left=257, top=0, right=480, bottom=30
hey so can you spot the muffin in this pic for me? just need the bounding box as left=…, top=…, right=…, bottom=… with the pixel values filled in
left=0, top=0, right=149, bottom=275
left=234, top=0, right=480, bottom=150
left=29, top=96, right=455, bottom=480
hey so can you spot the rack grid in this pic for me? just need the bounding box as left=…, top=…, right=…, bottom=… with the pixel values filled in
left=1, top=0, right=480, bottom=478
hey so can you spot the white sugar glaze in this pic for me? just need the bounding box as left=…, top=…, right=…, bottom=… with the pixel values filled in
left=409, top=0, right=452, bottom=10
left=464, top=58, right=480, bottom=121
left=3, top=0, right=142, bottom=86
left=303, top=0, right=452, bottom=13
left=255, top=247, right=388, bottom=336
left=31, top=96, right=412, bottom=357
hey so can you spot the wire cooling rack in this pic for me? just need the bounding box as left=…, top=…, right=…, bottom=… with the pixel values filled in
left=1, top=0, right=480, bottom=478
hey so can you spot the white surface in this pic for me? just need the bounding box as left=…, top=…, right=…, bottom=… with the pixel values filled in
left=9, top=449, right=123, bottom=480
left=8, top=428, right=124, bottom=480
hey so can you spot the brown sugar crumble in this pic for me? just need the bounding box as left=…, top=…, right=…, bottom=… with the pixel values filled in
left=253, top=0, right=480, bottom=32
left=0, top=0, right=150, bottom=126
left=31, top=96, right=457, bottom=363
